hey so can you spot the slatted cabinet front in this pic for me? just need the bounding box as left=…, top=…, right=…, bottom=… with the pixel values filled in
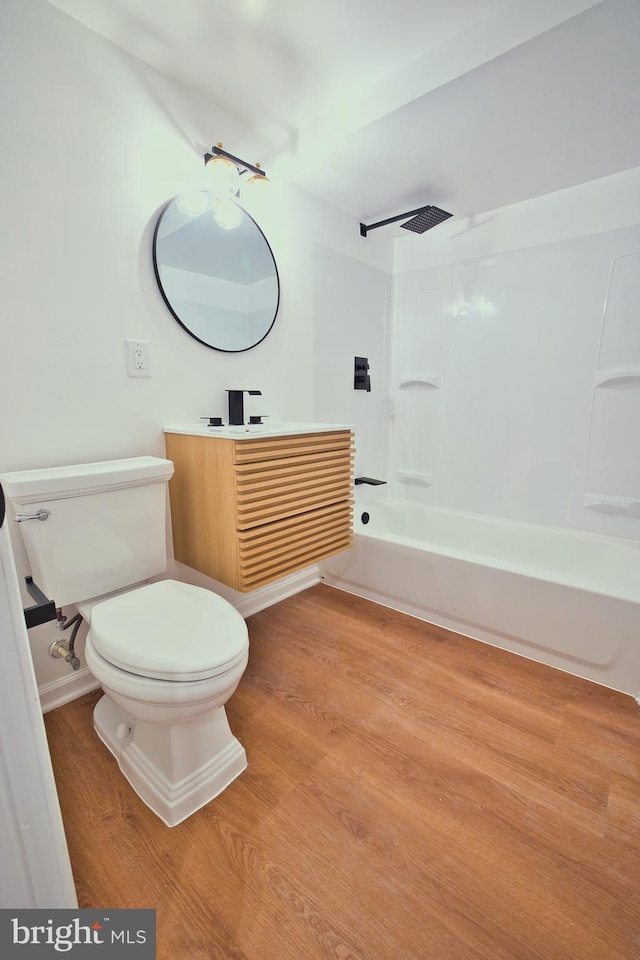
left=165, top=430, right=354, bottom=592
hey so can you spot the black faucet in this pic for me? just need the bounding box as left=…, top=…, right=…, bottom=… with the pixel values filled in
left=226, top=390, right=262, bottom=426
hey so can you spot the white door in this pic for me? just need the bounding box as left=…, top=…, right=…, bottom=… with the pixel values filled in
left=0, top=482, right=77, bottom=908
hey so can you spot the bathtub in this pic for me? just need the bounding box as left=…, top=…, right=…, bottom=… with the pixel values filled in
left=322, top=499, right=640, bottom=698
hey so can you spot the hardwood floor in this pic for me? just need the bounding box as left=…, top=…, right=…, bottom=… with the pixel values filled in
left=44, top=584, right=640, bottom=960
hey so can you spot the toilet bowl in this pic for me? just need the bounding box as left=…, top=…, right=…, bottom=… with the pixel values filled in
left=0, top=456, right=250, bottom=827
left=80, top=579, right=249, bottom=827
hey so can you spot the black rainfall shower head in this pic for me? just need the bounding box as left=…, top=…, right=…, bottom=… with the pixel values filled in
left=400, top=206, right=453, bottom=234
left=360, top=204, right=453, bottom=237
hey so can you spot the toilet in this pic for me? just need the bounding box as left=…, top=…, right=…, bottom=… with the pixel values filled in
left=1, top=456, right=249, bottom=827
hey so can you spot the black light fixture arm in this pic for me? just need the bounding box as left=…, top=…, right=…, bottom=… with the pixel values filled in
left=204, top=143, right=267, bottom=178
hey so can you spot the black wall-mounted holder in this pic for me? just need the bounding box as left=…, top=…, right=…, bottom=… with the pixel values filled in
left=23, top=576, right=57, bottom=630
left=355, top=477, right=387, bottom=485
left=360, top=205, right=453, bottom=237
left=354, top=357, right=371, bottom=391
left=0, top=481, right=57, bottom=630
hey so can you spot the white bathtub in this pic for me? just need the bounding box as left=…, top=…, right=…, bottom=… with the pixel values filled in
left=322, top=499, right=640, bottom=698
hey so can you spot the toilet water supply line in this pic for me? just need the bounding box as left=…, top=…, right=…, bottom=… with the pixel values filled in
left=50, top=610, right=83, bottom=671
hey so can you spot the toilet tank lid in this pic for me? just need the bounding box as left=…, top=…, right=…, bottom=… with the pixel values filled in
left=0, top=456, right=174, bottom=503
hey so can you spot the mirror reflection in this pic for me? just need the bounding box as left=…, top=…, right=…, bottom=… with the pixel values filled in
left=153, top=193, right=279, bottom=352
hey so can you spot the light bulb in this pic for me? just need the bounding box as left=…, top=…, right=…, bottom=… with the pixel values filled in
left=205, top=155, right=239, bottom=198
left=175, top=191, right=210, bottom=217
left=213, top=198, right=243, bottom=230
left=240, top=170, right=271, bottom=202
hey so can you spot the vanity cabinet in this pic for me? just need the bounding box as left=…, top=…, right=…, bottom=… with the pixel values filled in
left=164, top=430, right=354, bottom=592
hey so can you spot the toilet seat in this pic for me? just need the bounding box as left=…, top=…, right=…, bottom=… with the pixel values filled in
left=88, top=579, right=249, bottom=682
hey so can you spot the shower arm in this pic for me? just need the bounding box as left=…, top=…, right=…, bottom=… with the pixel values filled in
left=360, top=207, right=432, bottom=237
left=360, top=204, right=453, bottom=237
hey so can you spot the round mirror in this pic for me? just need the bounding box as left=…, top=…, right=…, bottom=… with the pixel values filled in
left=153, top=193, right=280, bottom=352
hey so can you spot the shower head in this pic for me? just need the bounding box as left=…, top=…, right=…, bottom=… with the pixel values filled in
left=400, top=206, right=453, bottom=234
left=360, top=204, right=453, bottom=238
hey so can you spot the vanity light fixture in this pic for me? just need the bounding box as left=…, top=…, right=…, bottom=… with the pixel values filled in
left=205, top=153, right=239, bottom=198
left=205, top=143, right=269, bottom=194
left=204, top=142, right=270, bottom=228
left=359, top=204, right=453, bottom=238
left=240, top=163, right=270, bottom=200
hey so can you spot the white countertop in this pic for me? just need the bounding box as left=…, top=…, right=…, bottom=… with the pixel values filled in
left=163, top=422, right=353, bottom=440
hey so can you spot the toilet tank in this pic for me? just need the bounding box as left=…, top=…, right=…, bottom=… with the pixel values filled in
left=0, top=457, right=174, bottom=607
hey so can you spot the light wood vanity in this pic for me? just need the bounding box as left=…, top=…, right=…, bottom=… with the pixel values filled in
left=164, top=425, right=354, bottom=592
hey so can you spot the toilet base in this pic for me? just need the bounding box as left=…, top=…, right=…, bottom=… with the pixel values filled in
left=93, top=694, right=247, bottom=827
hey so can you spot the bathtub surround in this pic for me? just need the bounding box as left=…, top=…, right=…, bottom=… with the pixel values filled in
left=587, top=250, right=640, bottom=518
left=389, top=208, right=640, bottom=543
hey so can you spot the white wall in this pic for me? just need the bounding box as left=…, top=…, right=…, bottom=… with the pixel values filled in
left=0, top=0, right=295, bottom=474
left=389, top=168, right=640, bottom=542
left=313, top=247, right=391, bottom=483
left=0, top=0, right=392, bottom=691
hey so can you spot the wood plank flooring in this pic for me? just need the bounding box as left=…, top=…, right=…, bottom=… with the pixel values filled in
left=44, top=584, right=640, bottom=960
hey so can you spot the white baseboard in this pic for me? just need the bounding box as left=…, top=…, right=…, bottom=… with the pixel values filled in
left=39, top=666, right=101, bottom=715
left=37, top=566, right=321, bottom=713
left=233, top=565, right=320, bottom=618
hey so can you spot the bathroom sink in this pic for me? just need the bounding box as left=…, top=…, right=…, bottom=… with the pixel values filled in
left=163, top=421, right=353, bottom=440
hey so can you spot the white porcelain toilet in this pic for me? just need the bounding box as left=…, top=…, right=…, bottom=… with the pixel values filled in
left=1, top=456, right=249, bottom=827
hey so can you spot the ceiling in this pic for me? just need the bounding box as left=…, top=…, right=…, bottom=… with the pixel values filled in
left=46, top=0, right=640, bottom=232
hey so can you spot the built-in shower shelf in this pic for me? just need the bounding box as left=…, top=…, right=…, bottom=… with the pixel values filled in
left=593, top=371, right=640, bottom=388
left=397, top=471, right=433, bottom=486
left=397, top=376, right=441, bottom=390
left=584, top=493, right=640, bottom=517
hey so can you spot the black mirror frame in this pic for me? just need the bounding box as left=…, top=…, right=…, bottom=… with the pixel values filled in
left=152, top=197, right=281, bottom=353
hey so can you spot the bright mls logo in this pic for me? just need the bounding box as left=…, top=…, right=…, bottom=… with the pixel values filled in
left=0, top=909, right=155, bottom=957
